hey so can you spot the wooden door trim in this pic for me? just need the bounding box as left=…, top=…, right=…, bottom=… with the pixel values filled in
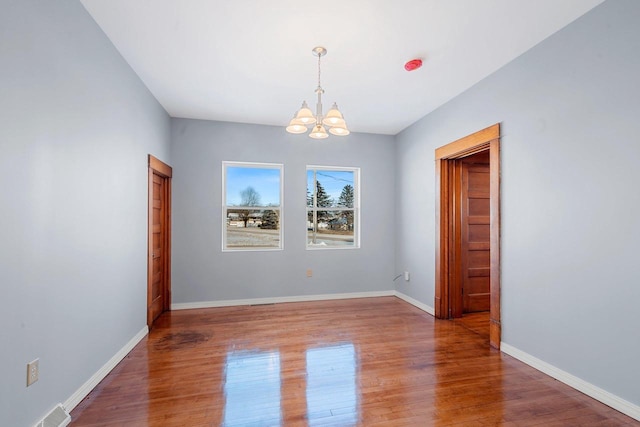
left=488, top=138, right=501, bottom=348
left=150, top=155, right=172, bottom=178
left=148, top=155, right=172, bottom=328
left=434, top=124, right=501, bottom=349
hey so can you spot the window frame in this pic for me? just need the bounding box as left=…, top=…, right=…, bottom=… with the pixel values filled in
left=306, top=165, right=360, bottom=250
left=222, top=161, right=284, bottom=252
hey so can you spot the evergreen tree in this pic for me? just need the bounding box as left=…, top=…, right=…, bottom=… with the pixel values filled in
left=260, top=209, right=279, bottom=229
left=338, top=185, right=354, bottom=208
left=338, top=184, right=354, bottom=230
left=315, top=180, right=332, bottom=222
left=315, top=180, right=332, bottom=207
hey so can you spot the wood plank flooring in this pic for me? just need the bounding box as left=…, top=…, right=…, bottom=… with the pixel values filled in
left=70, top=297, right=638, bottom=426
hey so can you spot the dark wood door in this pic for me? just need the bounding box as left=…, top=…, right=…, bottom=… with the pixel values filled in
left=148, top=155, right=172, bottom=328
left=149, top=172, right=166, bottom=323
left=461, top=153, right=490, bottom=313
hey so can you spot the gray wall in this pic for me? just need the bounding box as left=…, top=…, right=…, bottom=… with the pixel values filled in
left=0, top=1, right=171, bottom=426
left=395, top=0, right=640, bottom=406
left=170, top=119, right=395, bottom=303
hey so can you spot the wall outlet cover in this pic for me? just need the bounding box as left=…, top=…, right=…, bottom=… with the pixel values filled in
left=27, top=358, right=39, bottom=386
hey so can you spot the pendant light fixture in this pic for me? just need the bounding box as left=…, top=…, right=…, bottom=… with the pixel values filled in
left=286, top=47, right=350, bottom=139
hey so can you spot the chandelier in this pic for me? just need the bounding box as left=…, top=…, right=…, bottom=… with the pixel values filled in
left=286, top=46, right=350, bottom=139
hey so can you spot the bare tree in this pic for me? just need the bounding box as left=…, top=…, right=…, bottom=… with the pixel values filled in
left=236, top=186, right=261, bottom=227
left=241, top=186, right=261, bottom=207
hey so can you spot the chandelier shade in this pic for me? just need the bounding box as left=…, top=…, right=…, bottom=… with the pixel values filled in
left=309, top=124, right=329, bottom=139
left=286, top=47, right=349, bottom=139
left=329, top=125, right=350, bottom=136
left=295, top=101, right=315, bottom=124
left=286, top=115, right=308, bottom=134
left=322, top=103, right=346, bottom=127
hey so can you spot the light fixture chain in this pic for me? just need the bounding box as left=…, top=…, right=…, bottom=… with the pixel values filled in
left=317, top=51, right=321, bottom=89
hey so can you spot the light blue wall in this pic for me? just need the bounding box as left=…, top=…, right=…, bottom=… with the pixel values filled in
left=170, top=119, right=396, bottom=303
left=395, top=0, right=640, bottom=406
left=0, top=1, right=171, bottom=426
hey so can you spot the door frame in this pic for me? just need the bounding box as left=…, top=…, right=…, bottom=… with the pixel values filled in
left=148, top=155, right=172, bottom=328
left=434, top=124, right=501, bottom=348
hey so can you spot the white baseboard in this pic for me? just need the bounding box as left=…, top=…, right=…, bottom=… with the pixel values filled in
left=171, top=290, right=396, bottom=310
left=393, top=291, right=435, bottom=316
left=501, top=343, right=640, bottom=422
left=172, top=290, right=436, bottom=317
left=63, top=326, right=148, bottom=411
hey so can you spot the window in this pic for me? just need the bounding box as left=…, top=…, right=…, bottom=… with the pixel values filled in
left=223, top=162, right=283, bottom=251
left=307, top=166, right=359, bottom=249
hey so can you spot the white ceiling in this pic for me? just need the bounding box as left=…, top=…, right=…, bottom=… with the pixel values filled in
left=81, top=0, right=604, bottom=135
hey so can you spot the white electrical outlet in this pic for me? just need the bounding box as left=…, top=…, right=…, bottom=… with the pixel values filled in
left=27, top=358, right=39, bottom=386
left=404, top=271, right=410, bottom=281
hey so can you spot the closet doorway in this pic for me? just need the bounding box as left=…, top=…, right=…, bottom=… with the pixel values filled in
left=434, top=124, right=501, bottom=348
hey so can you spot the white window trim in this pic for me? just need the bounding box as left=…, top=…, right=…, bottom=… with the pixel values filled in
left=306, top=165, right=360, bottom=250
left=222, top=161, right=284, bottom=252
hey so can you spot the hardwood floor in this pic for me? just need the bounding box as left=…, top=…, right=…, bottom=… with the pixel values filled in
left=453, top=312, right=491, bottom=341
left=70, top=297, right=637, bottom=426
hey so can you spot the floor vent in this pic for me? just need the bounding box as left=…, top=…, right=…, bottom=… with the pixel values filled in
left=37, top=404, right=71, bottom=427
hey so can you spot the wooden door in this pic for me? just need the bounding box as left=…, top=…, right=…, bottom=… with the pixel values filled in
left=435, top=123, right=501, bottom=348
left=460, top=153, right=490, bottom=313
left=148, top=155, right=172, bottom=328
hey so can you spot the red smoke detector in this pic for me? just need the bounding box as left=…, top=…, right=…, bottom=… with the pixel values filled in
left=404, top=59, right=423, bottom=72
